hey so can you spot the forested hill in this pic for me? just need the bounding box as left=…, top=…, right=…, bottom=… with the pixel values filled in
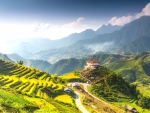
left=81, top=67, right=138, bottom=100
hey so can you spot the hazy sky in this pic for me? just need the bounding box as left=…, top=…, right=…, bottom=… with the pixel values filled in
left=0, top=0, right=150, bottom=40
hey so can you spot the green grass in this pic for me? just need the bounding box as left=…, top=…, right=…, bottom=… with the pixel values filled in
left=0, top=89, right=38, bottom=112
left=0, top=59, right=80, bottom=112
left=113, top=101, right=150, bottom=113
left=24, top=96, right=58, bottom=113
left=137, top=84, right=150, bottom=97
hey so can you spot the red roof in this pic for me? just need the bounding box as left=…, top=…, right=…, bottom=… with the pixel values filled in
left=86, top=60, right=99, bottom=63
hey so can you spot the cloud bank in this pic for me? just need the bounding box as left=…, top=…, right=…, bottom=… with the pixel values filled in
left=0, top=17, right=87, bottom=41
left=109, top=2, right=150, bottom=25
left=86, top=42, right=114, bottom=53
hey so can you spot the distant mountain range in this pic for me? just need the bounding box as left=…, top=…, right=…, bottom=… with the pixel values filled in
left=95, top=24, right=122, bottom=34
left=9, top=24, right=122, bottom=60
left=7, top=53, right=51, bottom=71
left=0, top=53, right=12, bottom=62
left=22, top=16, right=150, bottom=63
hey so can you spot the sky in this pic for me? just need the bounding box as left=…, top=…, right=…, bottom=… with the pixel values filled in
left=0, top=0, right=150, bottom=41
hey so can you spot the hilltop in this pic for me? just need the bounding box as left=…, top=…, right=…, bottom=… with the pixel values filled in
left=80, top=67, right=137, bottom=99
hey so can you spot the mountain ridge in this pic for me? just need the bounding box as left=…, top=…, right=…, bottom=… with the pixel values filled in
left=26, top=16, right=150, bottom=62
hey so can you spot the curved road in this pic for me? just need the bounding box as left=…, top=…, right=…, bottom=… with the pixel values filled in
left=68, top=82, right=109, bottom=113
left=80, top=83, right=108, bottom=105
left=74, top=91, right=89, bottom=113
left=67, top=83, right=89, bottom=113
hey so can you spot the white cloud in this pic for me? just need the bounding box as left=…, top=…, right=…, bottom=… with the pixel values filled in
left=109, top=15, right=134, bottom=26
left=136, top=2, right=150, bottom=18
left=0, top=17, right=87, bottom=41
left=63, top=17, right=85, bottom=29
left=33, top=22, right=57, bottom=32
left=109, top=2, right=150, bottom=25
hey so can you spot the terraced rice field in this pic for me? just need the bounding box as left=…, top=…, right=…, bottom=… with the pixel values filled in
left=0, top=59, right=79, bottom=113
left=0, top=60, right=64, bottom=98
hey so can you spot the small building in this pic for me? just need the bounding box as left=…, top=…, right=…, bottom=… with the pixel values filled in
left=72, top=82, right=80, bottom=89
left=64, top=88, right=71, bottom=93
left=125, top=106, right=138, bottom=113
left=85, top=60, right=100, bottom=69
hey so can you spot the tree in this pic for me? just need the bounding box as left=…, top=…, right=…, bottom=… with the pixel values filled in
left=17, top=60, right=23, bottom=65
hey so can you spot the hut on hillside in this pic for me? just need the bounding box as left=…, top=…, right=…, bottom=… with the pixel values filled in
left=85, top=60, right=100, bottom=69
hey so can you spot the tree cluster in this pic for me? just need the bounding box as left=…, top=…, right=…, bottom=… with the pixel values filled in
left=136, top=95, right=150, bottom=109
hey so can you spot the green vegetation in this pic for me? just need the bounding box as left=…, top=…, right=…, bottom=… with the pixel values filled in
left=136, top=94, right=150, bottom=109
left=17, top=60, right=24, bottom=65
left=46, top=58, right=86, bottom=75
left=0, top=89, right=38, bottom=112
left=115, top=36, right=150, bottom=54
left=75, top=84, right=127, bottom=113
left=106, top=59, right=150, bottom=83
left=0, top=59, right=79, bottom=112
left=84, top=67, right=150, bottom=112
left=86, top=67, right=138, bottom=101
left=113, top=101, right=150, bottom=113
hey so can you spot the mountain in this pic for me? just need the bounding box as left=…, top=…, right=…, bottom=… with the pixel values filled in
left=70, top=16, right=150, bottom=51
left=0, top=53, right=12, bottom=62
left=45, top=54, right=126, bottom=74
left=7, top=53, right=26, bottom=61
left=9, top=24, right=123, bottom=60
left=28, top=16, right=150, bottom=63
left=45, top=52, right=150, bottom=83
left=115, top=36, right=150, bottom=54
left=45, top=58, right=86, bottom=75
left=106, top=59, right=150, bottom=83
left=10, top=29, right=97, bottom=58
left=96, top=24, right=122, bottom=34
left=7, top=53, right=51, bottom=71
left=25, top=59, right=52, bottom=70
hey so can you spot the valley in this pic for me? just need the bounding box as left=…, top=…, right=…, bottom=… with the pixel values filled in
left=1, top=4, right=150, bottom=112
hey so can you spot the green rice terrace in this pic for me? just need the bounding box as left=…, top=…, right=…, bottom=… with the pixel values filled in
left=0, top=59, right=80, bottom=113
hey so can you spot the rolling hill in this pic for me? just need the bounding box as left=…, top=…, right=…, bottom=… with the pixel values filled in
left=106, top=59, right=150, bottom=83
